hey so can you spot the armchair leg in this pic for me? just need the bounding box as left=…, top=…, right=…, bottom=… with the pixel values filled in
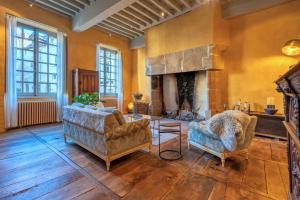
left=187, top=141, right=190, bottom=150
left=221, top=154, right=226, bottom=167
left=246, top=150, right=249, bottom=160
left=106, top=159, right=111, bottom=171
left=64, top=134, right=67, bottom=143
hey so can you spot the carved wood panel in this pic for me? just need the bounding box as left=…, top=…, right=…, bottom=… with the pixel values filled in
left=72, top=68, right=99, bottom=97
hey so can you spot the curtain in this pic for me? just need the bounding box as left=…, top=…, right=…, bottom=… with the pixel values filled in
left=116, top=50, right=123, bottom=111
left=5, top=15, right=18, bottom=128
left=56, top=32, right=68, bottom=121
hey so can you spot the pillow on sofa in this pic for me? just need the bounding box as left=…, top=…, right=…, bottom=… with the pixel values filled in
left=113, top=110, right=126, bottom=125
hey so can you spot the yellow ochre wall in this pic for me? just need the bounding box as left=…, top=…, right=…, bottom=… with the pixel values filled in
left=132, top=1, right=300, bottom=114
left=0, top=0, right=133, bottom=132
left=226, top=0, right=300, bottom=113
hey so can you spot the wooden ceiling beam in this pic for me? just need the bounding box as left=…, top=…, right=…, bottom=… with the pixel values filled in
left=117, top=11, right=147, bottom=27
left=111, top=14, right=141, bottom=29
left=132, top=2, right=160, bottom=21
left=60, top=0, right=85, bottom=10
left=98, top=23, right=137, bottom=38
left=36, top=0, right=76, bottom=16
left=150, top=0, right=174, bottom=15
left=179, top=0, right=192, bottom=8
left=106, top=17, right=144, bottom=35
left=96, top=25, right=133, bottom=39
left=73, top=0, right=137, bottom=31
left=124, top=7, right=153, bottom=25
left=75, top=0, right=90, bottom=6
left=47, top=0, right=80, bottom=13
left=165, top=0, right=182, bottom=12
left=137, top=0, right=166, bottom=19
left=102, top=21, right=140, bottom=37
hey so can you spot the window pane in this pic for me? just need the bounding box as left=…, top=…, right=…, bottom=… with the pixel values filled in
left=100, top=72, right=104, bottom=79
left=23, top=83, right=34, bottom=93
left=38, top=32, right=48, bottom=43
left=17, top=27, right=22, bottom=37
left=16, top=60, right=22, bottom=70
left=49, top=36, right=57, bottom=45
left=16, top=71, right=22, bottom=82
left=105, top=51, right=110, bottom=58
left=23, top=39, right=34, bottom=50
left=16, top=38, right=22, bottom=48
left=99, top=57, right=104, bottom=64
left=16, top=82, right=22, bottom=93
left=39, top=63, right=48, bottom=73
left=39, top=53, right=48, bottom=63
left=49, top=74, right=57, bottom=83
left=49, top=84, right=57, bottom=93
left=39, top=84, right=48, bottom=93
left=38, top=73, right=48, bottom=83
left=23, top=28, right=34, bottom=39
left=111, top=73, right=115, bottom=79
left=39, top=43, right=48, bottom=53
left=24, top=72, right=34, bottom=82
left=49, top=65, right=57, bottom=73
left=49, top=45, right=57, bottom=55
left=17, top=49, right=22, bottom=59
left=23, top=50, right=34, bottom=61
left=100, top=87, right=104, bottom=93
left=24, top=61, right=34, bottom=71
left=111, top=67, right=115, bottom=73
left=49, top=55, right=56, bottom=64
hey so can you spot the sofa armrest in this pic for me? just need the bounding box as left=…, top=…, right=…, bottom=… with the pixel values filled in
left=105, top=119, right=150, bottom=140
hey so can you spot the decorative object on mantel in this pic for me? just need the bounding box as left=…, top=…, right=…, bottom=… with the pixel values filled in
left=282, top=36, right=300, bottom=56
left=276, top=62, right=300, bottom=200
left=133, top=92, right=143, bottom=101
left=264, top=97, right=278, bottom=115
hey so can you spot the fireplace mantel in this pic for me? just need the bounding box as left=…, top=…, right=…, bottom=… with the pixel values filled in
left=145, top=44, right=227, bottom=76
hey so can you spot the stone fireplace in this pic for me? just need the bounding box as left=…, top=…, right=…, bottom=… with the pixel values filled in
left=146, top=44, right=226, bottom=121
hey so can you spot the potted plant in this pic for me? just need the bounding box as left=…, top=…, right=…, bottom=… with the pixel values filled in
left=73, top=92, right=103, bottom=105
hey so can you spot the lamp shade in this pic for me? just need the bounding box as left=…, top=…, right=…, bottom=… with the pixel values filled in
left=282, top=39, right=300, bottom=56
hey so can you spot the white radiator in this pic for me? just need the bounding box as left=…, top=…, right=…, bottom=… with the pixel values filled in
left=17, top=99, right=57, bottom=127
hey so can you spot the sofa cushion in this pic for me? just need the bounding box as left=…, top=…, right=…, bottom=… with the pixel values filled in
left=188, top=128, right=225, bottom=153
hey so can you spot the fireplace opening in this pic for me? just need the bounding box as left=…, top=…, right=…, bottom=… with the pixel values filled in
left=150, top=71, right=209, bottom=122
left=176, top=72, right=195, bottom=121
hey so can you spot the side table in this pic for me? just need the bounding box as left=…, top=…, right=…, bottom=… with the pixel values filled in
left=158, top=122, right=182, bottom=160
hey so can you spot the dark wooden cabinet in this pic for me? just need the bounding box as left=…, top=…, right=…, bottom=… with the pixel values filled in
left=276, top=63, right=300, bottom=200
left=248, top=111, right=287, bottom=139
left=72, top=68, right=99, bottom=97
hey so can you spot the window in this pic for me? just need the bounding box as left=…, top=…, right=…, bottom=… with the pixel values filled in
left=15, top=23, right=58, bottom=96
left=98, top=47, right=119, bottom=97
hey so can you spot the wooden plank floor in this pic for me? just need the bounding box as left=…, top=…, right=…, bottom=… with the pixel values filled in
left=0, top=122, right=288, bottom=200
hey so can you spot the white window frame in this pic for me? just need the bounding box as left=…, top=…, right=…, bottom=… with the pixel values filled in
left=13, top=17, right=61, bottom=98
left=97, top=44, right=121, bottom=97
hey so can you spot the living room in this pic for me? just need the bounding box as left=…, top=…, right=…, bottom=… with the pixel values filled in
left=0, top=0, right=300, bottom=199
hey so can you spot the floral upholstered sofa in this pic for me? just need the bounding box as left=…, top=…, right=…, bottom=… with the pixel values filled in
left=63, top=105, right=152, bottom=171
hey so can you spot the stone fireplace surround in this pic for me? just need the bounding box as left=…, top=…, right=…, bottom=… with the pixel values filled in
left=146, top=44, right=226, bottom=120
